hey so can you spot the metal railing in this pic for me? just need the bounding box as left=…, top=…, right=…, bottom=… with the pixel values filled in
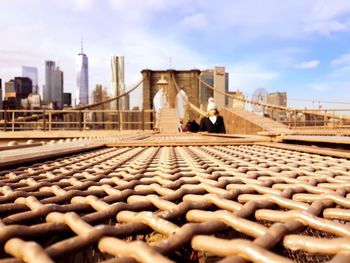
left=275, top=108, right=350, bottom=129
left=0, top=109, right=155, bottom=131
left=198, top=76, right=350, bottom=125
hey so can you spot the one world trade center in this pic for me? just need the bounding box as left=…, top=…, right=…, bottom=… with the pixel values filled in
left=76, top=42, right=89, bottom=106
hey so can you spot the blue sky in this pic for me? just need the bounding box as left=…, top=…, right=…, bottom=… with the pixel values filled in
left=1, top=0, right=350, bottom=109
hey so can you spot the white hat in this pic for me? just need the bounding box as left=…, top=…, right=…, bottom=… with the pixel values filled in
left=207, top=98, right=217, bottom=111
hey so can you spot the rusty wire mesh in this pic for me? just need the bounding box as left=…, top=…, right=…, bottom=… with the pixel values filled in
left=1, top=144, right=350, bottom=262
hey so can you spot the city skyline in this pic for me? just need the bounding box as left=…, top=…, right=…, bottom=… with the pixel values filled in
left=1, top=0, right=350, bottom=109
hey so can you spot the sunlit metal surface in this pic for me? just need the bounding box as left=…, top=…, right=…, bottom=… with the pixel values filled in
left=0, top=143, right=350, bottom=262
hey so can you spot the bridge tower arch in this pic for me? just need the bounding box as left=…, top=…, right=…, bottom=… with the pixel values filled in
left=141, top=69, right=201, bottom=124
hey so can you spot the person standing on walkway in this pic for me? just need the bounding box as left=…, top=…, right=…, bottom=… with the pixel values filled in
left=199, top=97, right=226, bottom=134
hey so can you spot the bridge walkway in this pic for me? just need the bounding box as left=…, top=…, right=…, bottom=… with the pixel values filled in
left=157, top=108, right=180, bottom=133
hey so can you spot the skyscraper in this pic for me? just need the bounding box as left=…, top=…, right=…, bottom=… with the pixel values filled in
left=213, top=66, right=228, bottom=110
left=111, top=55, right=126, bottom=110
left=199, top=70, right=214, bottom=111
left=14, top=77, right=32, bottom=99
left=22, top=66, right=39, bottom=94
left=44, top=61, right=64, bottom=109
left=44, top=61, right=55, bottom=102
left=93, top=84, right=109, bottom=105
left=92, top=84, right=110, bottom=129
left=4, top=80, right=18, bottom=109
left=199, top=67, right=229, bottom=111
left=76, top=43, right=89, bottom=106
left=63, top=93, right=72, bottom=107
left=267, top=92, right=287, bottom=120
left=4, top=77, right=32, bottom=109
left=52, top=67, right=64, bottom=109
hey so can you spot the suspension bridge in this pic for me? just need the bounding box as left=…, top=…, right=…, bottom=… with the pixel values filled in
left=1, top=69, right=349, bottom=135
left=0, top=69, right=350, bottom=262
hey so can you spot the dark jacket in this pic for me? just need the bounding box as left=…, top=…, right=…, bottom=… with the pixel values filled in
left=199, top=115, right=226, bottom=133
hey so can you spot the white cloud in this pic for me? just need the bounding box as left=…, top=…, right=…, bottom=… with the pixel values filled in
left=109, top=0, right=171, bottom=10
left=55, top=0, right=96, bottom=12
left=327, top=65, right=350, bottom=81
left=311, top=83, right=329, bottom=92
left=294, top=60, right=320, bottom=69
left=309, top=0, right=350, bottom=21
left=108, top=0, right=188, bottom=24
left=180, top=13, right=208, bottom=30
left=331, top=53, right=350, bottom=66
left=74, top=0, right=95, bottom=11
left=227, top=63, right=279, bottom=94
left=175, top=1, right=350, bottom=39
left=303, top=19, right=350, bottom=36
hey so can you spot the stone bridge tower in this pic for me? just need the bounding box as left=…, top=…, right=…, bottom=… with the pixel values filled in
left=141, top=69, right=201, bottom=127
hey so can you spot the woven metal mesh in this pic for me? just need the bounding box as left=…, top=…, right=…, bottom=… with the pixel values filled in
left=1, top=144, right=350, bottom=262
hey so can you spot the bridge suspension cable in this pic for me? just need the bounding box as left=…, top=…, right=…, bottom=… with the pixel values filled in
left=198, top=76, right=288, bottom=111
left=76, top=78, right=144, bottom=110
left=288, top=98, right=350, bottom=105
left=14, top=78, right=144, bottom=123
left=171, top=74, right=206, bottom=116
left=197, top=76, right=350, bottom=121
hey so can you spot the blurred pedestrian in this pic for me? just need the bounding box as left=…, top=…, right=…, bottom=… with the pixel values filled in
left=199, top=98, right=226, bottom=133
left=189, top=120, right=199, bottom=132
